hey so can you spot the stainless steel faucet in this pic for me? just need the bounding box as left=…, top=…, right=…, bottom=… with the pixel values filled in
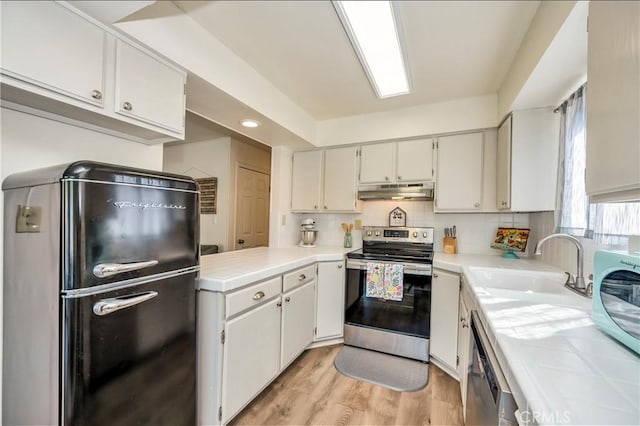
left=534, top=233, right=592, bottom=297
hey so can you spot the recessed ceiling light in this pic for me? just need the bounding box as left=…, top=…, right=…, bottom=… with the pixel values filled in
left=333, top=1, right=410, bottom=99
left=240, top=119, right=261, bottom=128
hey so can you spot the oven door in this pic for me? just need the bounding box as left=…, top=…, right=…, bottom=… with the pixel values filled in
left=344, top=258, right=431, bottom=361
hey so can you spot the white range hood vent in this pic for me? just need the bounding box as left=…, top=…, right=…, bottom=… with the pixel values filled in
left=357, top=182, right=434, bottom=201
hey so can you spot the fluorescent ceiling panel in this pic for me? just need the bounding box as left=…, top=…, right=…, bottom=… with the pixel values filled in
left=334, top=1, right=410, bottom=98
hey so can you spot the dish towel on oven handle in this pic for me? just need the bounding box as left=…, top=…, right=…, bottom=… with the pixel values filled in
left=365, top=262, right=404, bottom=301
left=383, top=263, right=404, bottom=301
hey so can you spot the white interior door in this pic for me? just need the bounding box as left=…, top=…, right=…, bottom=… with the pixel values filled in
left=235, top=167, right=270, bottom=250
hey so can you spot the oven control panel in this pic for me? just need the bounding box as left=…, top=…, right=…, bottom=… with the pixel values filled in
left=362, top=226, right=434, bottom=244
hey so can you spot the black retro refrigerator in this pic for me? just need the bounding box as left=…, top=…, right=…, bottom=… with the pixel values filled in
left=2, top=161, right=199, bottom=425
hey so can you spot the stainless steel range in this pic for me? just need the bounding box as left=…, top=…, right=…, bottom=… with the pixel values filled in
left=345, top=226, right=434, bottom=362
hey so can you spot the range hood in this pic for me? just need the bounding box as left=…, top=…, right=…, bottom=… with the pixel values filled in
left=357, top=182, right=434, bottom=201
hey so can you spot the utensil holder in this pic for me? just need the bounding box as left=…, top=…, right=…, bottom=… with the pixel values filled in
left=443, top=236, right=457, bottom=254
left=344, top=233, right=352, bottom=248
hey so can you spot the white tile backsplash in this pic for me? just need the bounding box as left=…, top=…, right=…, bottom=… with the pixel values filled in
left=287, top=201, right=530, bottom=256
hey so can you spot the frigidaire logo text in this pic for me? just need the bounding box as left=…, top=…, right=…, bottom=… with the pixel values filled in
left=113, top=201, right=187, bottom=210
left=620, top=260, right=640, bottom=270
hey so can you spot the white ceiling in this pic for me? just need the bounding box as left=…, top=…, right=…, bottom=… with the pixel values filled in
left=175, top=0, right=541, bottom=120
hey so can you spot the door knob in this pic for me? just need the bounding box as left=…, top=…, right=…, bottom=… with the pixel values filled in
left=238, top=239, right=245, bottom=244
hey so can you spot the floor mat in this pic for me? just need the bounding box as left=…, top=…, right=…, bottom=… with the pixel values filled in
left=334, top=346, right=429, bottom=392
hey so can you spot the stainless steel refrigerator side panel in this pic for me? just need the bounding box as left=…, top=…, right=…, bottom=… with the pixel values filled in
left=2, top=182, right=61, bottom=426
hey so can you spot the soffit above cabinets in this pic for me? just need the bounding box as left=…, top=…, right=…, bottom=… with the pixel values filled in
left=174, top=0, right=541, bottom=120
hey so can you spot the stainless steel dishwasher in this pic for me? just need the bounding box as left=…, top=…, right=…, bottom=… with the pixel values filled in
left=465, top=311, right=517, bottom=426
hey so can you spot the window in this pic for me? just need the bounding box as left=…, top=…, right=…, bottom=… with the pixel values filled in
left=558, top=85, right=640, bottom=245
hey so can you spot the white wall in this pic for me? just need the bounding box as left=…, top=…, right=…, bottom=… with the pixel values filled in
left=163, top=137, right=232, bottom=250
left=316, top=94, right=498, bottom=146
left=0, top=106, right=164, bottom=420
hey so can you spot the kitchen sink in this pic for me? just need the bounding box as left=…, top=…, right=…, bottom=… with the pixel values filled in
left=467, top=267, right=570, bottom=294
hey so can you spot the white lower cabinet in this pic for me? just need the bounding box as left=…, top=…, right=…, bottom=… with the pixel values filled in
left=430, top=269, right=460, bottom=376
left=281, top=280, right=316, bottom=368
left=315, top=261, right=345, bottom=341
left=457, top=278, right=472, bottom=415
left=221, top=299, right=281, bottom=424
left=202, top=263, right=319, bottom=424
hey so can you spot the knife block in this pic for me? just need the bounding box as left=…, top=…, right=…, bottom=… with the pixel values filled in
left=443, top=236, right=458, bottom=254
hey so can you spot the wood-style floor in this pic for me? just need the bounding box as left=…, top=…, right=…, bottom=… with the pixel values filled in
left=231, top=344, right=464, bottom=425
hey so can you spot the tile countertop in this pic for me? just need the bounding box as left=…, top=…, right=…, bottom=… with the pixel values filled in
left=198, top=246, right=353, bottom=292
left=434, top=253, right=640, bottom=426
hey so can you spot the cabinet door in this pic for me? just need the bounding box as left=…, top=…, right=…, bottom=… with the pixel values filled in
left=359, top=143, right=395, bottom=184
left=323, top=146, right=358, bottom=211
left=396, top=139, right=434, bottom=182
left=457, top=289, right=471, bottom=411
left=316, top=261, right=345, bottom=340
left=586, top=1, right=640, bottom=202
left=281, top=280, right=316, bottom=369
left=1, top=1, right=106, bottom=106
left=496, top=115, right=512, bottom=210
left=435, top=133, right=484, bottom=211
left=430, top=270, right=460, bottom=374
left=222, top=299, right=281, bottom=423
left=115, top=40, right=186, bottom=132
left=291, top=150, right=323, bottom=211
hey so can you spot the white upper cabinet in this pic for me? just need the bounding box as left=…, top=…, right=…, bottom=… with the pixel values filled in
left=435, top=132, right=484, bottom=211
left=360, top=139, right=433, bottom=184
left=0, top=1, right=186, bottom=143
left=291, top=148, right=359, bottom=212
left=115, top=40, right=185, bottom=133
left=396, top=139, right=434, bottom=182
left=359, top=143, right=396, bottom=184
left=586, top=1, right=640, bottom=202
left=496, top=109, right=559, bottom=212
left=1, top=1, right=106, bottom=107
left=291, top=150, right=323, bottom=212
left=323, top=146, right=359, bottom=211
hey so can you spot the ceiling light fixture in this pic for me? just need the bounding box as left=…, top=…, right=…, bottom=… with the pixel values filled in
left=240, top=119, right=261, bottom=128
left=333, top=0, right=410, bottom=99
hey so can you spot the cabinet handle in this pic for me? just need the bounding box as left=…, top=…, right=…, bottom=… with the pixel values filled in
left=285, top=296, right=291, bottom=303
left=324, top=205, right=328, bottom=210
left=91, top=89, right=102, bottom=100
left=276, top=300, right=282, bottom=307
left=385, top=176, right=390, bottom=181
left=474, top=202, right=480, bottom=208
left=253, top=291, right=265, bottom=300
left=298, top=274, right=306, bottom=281
left=123, top=101, right=133, bottom=111
left=501, top=201, right=507, bottom=207
left=314, top=205, right=318, bottom=209
left=433, top=273, right=438, bottom=278
left=337, top=264, right=343, bottom=269
left=397, top=175, right=402, bottom=180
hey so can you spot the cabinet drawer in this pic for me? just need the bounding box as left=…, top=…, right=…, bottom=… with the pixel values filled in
left=226, top=276, right=282, bottom=318
left=283, top=264, right=316, bottom=292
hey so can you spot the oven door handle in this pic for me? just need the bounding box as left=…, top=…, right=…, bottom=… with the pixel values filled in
left=346, top=259, right=432, bottom=276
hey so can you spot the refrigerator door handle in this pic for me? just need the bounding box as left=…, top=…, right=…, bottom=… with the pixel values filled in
left=93, top=291, right=159, bottom=316
left=93, top=260, right=159, bottom=278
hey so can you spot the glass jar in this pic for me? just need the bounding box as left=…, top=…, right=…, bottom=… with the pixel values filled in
left=344, top=232, right=352, bottom=248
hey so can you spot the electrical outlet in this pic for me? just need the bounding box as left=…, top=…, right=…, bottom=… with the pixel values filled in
left=354, top=219, right=362, bottom=230
left=16, top=205, right=42, bottom=233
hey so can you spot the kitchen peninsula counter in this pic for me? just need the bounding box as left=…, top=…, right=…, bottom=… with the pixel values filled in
left=434, top=253, right=640, bottom=425
left=198, top=246, right=354, bottom=292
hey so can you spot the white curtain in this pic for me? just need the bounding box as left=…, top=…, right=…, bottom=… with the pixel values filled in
left=557, top=84, right=640, bottom=247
